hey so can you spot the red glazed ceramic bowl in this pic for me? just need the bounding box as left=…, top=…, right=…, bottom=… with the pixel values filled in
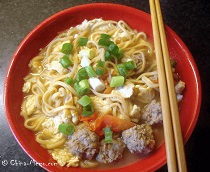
left=4, top=3, right=201, bottom=172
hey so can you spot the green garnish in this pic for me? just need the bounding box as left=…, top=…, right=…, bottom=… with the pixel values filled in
left=117, top=63, right=128, bottom=76
left=85, top=65, right=97, bottom=78
left=61, top=43, right=73, bottom=55
left=124, top=60, right=137, bottom=70
left=78, top=38, right=88, bottom=46
left=103, top=127, right=113, bottom=143
left=100, top=33, right=111, bottom=39
left=110, top=75, right=125, bottom=87
left=76, top=67, right=88, bottom=82
left=96, top=60, right=106, bottom=76
left=78, top=95, right=92, bottom=107
left=58, top=123, right=75, bottom=135
left=59, top=55, right=72, bottom=68
left=82, top=104, right=95, bottom=116
left=64, top=77, right=75, bottom=85
left=74, top=79, right=90, bottom=96
left=98, top=38, right=114, bottom=47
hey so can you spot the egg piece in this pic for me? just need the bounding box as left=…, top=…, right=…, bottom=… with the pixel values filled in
left=112, top=82, right=134, bottom=98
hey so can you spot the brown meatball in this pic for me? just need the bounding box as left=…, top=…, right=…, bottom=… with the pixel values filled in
left=142, top=100, right=163, bottom=125
left=68, top=124, right=99, bottom=159
left=96, top=138, right=125, bottom=163
left=122, top=124, right=155, bottom=154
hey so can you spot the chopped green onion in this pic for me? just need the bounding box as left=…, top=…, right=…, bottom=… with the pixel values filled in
left=124, top=60, right=137, bottom=70
left=78, top=38, right=88, bottom=46
left=59, top=55, right=72, bottom=68
left=107, top=43, right=123, bottom=59
left=76, top=67, right=88, bottom=82
left=103, top=127, right=113, bottom=143
left=78, top=95, right=92, bottom=107
left=117, top=63, right=128, bottom=76
left=64, top=77, right=75, bottom=85
left=82, top=104, right=95, bottom=116
left=108, top=43, right=119, bottom=56
left=58, top=123, right=74, bottom=135
left=96, top=60, right=106, bottom=76
left=116, top=49, right=123, bottom=59
left=74, top=79, right=90, bottom=96
left=61, top=43, right=73, bottom=55
left=100, top=33, right=111, bottom=39
left=85, top=65, right=97, bottom=78
left=110, top=75, right=125, bottom=87
left=105, top=50, right=112, bottom=61
left=98, top=38, right=114, bottom=47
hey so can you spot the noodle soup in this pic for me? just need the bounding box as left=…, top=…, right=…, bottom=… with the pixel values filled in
left=20, top=19, right=185, bottom=168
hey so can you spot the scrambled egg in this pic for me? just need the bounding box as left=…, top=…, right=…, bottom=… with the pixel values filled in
left=133, top=85, right=156, bottom=103
left=91, top=96, right=112, bottom=115
left=22, top=82, right=31, bottom=93
left=112, top=82, right=135, bottom=98
left=51, top=148, right=79, bottom=167
left=25, top=95, right=36, bottom=115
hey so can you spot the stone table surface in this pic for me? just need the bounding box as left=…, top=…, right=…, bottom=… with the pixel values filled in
left=0, top=0, right=210, bottom=171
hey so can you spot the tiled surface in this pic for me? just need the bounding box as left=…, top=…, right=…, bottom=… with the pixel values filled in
left=0, top=0, right=210, bottom=171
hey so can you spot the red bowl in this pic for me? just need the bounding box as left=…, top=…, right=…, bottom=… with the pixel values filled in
left=4, top=3, right=201, bottom=172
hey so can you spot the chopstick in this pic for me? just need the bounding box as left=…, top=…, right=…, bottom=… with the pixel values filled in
left=149, top=0, right=187, bottom=171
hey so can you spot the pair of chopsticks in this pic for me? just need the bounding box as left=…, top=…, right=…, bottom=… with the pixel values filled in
left=149, top=0, right=187, bottom=171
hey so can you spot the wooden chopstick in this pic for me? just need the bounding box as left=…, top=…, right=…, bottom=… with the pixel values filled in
left=149, top=0, right=187, bottom=171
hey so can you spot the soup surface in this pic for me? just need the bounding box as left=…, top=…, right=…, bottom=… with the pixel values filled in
left=21, top=19, right=185, bottom=168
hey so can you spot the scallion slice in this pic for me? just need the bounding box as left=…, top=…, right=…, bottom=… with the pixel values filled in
left=98, top=38, right=113, bottom=47
left=59, top=55, right=72, bottom=68
left=78, top=38, right=88, bottom=46
left=96, top=60, right=106, bottom=76
left=124, top=60, right=137, bottom=70
left=58, top=123, right=74, bottom=135
left=78, top=95, right=92, bottom=107
left=76, top=67, right=88, bottom=82
left=85, top=65, right=97, bottom=78
left=61, top=43, right=73, bottom=55
left=100, top=33, right=111, bottom=39
left=116, top=49, right=123, bottom=59
left=103, top=127, right=113, bottom=143
left=117, top=63, right=128, bottom=76
left=82, top=104, right=95, bottom=116
left=64, top=77, right=75, bottom=85
left=108, top=43, right=119, bottom=56
left=74, top=79, right=90, bottom=96
left=110, top=75, right=125, bottom=87
left=105, top=50, right=112, bottom=61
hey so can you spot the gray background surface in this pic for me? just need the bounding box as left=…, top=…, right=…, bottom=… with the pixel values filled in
left=1, top=0, right=210, bottom=171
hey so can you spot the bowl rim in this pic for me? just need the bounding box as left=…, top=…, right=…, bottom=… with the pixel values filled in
left=3, top=2, right=202, bottom=172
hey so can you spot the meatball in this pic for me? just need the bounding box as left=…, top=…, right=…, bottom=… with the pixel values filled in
left=141, top=100, right=163, bottom=125
left=96, top=138, right=125, bottom=163
left=122, top=124, right=155, bottom=154
left=68, top=124, right=99, bottom=159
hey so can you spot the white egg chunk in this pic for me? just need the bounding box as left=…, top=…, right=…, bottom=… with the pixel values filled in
left=175, top=80, right=185, bottom=94
left=53, top=115, right=63, bottom=131
left=46, top=60, right=68, bottom=74
left=88, top=77, right=106, bottom=92
left=22, top=82, right=31, bottom=93
left=52, top=40, right=70, bottom=52
left=25, top=95, right=36, bottom=115
left=112, top=82, right=135, bottom=98
left=177, top=94, right=183, bottom=102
